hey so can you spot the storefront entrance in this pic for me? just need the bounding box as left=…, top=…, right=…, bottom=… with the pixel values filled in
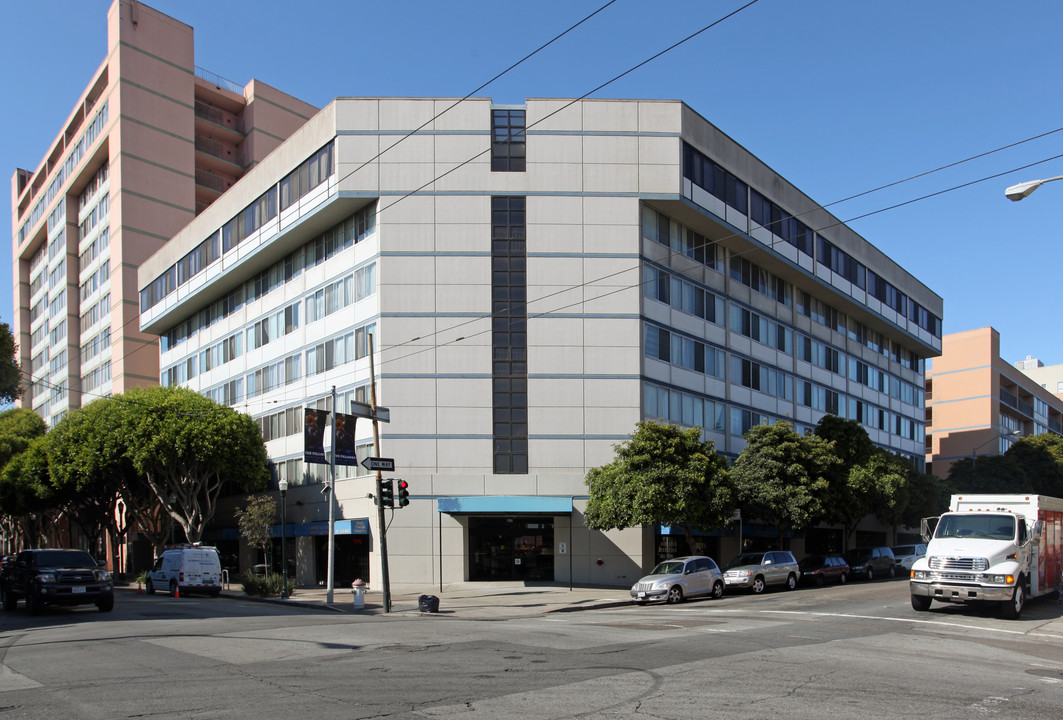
left=470, top=516, right=554, bottom=581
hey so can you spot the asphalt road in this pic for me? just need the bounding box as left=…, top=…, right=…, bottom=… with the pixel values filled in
left=3, top=577, right=1063, bottom=719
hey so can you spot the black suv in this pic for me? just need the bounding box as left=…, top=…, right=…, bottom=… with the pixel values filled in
left=843, top=547, right=896, bottom=581
left=1, top=548, right=114, bottom=614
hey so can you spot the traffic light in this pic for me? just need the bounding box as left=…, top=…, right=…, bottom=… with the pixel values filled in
left=378, top=478, right=394, bottom=508
left=397, top=479, right=410, bottom=508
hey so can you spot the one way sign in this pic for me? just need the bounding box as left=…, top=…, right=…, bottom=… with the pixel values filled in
left=362, top=457, right=395, bottom=472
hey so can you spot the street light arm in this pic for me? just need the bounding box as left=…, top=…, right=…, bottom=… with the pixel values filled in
left=1005, top=174, right=1063, bottom=201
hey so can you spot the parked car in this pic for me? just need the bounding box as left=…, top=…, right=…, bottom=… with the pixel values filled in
left=798, top=554, right=850, bottom=586
left=891, top=543, right=927, bottom=573
left=1, top=548, right=114, bottom=614
left=843, top=546, right=896, bottom=581
left=723, top=550, right=800, bottom=593
left=145, top=544, right=222, bottom=597
left=630, top=556, right=725, bottom=604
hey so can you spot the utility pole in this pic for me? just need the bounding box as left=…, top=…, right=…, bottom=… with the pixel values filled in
left=368, top=334, right=392, bottom=613
left=326, top=385, right=337, bottom=604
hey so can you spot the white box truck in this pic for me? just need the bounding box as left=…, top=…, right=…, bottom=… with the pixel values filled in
left=910, top=494, right=1063, bottom=619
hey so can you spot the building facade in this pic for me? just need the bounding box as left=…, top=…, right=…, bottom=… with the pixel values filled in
left=139, top=97, right=942, bottom=587
left=10, top=0, right=316, bottom=426
left=926, top=327, right=1063, bottom=478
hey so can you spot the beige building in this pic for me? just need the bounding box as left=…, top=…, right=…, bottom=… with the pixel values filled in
left=926, top=327, right=1063, bottom=478
left=10, top=0, right=315, bottom=425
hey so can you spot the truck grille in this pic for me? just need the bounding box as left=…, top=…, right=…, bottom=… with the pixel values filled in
left=929, top=557, right=988, bottom=572
left=56, top=570, right=95, bottom=583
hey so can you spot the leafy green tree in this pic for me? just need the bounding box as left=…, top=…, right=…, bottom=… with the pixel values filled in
left=0, top=407, right=47, bottom=470
left=855, top=448, right=911, bottom=528
left=0, top=435, right=57, bottom=548
left=900, top=470, right=951, bottom=529
left=947, top=453, right=1025, bottom=494
left=1003, top=434, right=1063, bottom=496
left=236, top=495, right=277, bottom=574
left=730, top=421, right=839, bottom=547
left=813, top=416, right=877, bottom=544
left=584, top=421, right=733, bottom=556
left=116, top=386, right=270, bottom=544
left=0, top=322, right=22, bottom=405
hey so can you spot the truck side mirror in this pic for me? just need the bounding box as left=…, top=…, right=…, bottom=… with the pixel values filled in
left=920, top=516, right=939, bottom=543
left=1031, top=520, right=1044, bottom=543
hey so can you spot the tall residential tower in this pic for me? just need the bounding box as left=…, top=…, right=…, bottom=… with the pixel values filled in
left=10, top=0, right=316, bottom=424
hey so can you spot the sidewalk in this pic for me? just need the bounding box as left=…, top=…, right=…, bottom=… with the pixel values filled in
left=213, top=581, right=632, bottom=618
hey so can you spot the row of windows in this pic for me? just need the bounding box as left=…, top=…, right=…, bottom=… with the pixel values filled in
left=304, top=264, right=376, bottom=324
left=79, top=227, right=109, bottom=274
left=681, top=142, right=941, bottom=338
left=31, top=322, right=48, bottom=348
left=31, top=348, right=47, bottom=375
left=82, top=361, right=111, bottom=394
left=492, top=195, right=528, bottom=474
left=645, top=323, right=925, bottom=440
left=246, top=354, right=302, bottom=399
left=142, top=142, right=338, bottom=312
left=643, top=210, right=726, bottom=273
left=79, top=260, right=109, bottom=302
left=80, top=326, right=110, bottom=364
left=48, top=291, right=65, bottom=318
left=49, top=259, right=65, bottom=291
left=80, top=293, right=110, bottom=334
left=247, top=303, right=300, bottom=351
left=29, top=296, right=47, bottom=324
left=491, top=109, right=526, bottom=173
left=78, top=162, right=109, bottom=213
left=49, top=349, right=66, bottom=377
left=645, top=207, right=927, bottom=374
left=643, top=265, right=725, bottom=324
left=18, top=102, right=108, bottom=247
left=79, top=192, right=108, bottom=243
left=48, top=228, right=65, bottom=262
left=30, top=270, right=44, bottom=297
left=50, top=379, right=68, bottom=404
left=49, top=320, right=66, bottom=347
left=159, top=206, right=376, bottom=352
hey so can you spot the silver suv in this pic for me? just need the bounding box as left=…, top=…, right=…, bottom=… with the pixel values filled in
left=630, top=556, right=724, bottom=604
left=724, top=550, right=800, bottom=593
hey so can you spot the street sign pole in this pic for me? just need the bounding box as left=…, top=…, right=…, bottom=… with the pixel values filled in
left=326, top=385, right=337, bottom=604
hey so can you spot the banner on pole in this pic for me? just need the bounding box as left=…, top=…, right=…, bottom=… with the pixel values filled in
left=304, top=408, right=330, bottom=465
left=334, top=412, right=358, bottom=466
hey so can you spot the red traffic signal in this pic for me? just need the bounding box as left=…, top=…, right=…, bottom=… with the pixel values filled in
left=397, top=479, right=410, bottom=507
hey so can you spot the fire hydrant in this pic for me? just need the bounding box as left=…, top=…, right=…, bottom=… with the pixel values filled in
left=351, top=578, right=368, bottom=610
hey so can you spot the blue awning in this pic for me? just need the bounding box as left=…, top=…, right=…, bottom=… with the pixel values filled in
left=436, top=496, right=573, bottom=514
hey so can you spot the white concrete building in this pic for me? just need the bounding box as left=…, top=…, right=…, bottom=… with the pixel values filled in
left=139, top=97, right=942, bottom=588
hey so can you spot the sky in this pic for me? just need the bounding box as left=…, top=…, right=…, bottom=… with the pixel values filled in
left=2, top=0, right=1062, bottom=368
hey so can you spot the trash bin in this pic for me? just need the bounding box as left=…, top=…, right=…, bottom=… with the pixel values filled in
left=418, top=594, right=439, bottom=613
left=351, top=579, right=368, bottom=610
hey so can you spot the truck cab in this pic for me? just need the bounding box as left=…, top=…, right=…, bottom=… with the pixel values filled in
left=910, top=496, right=1045, bottom=619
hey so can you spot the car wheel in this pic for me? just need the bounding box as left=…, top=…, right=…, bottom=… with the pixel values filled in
left=888, top=565, right=896, bottom=579
left=814, top=574, right=825, bottom=587
left=866, top=568, right=874, bottom=582
left=785, top=573, right=797, bottom=591
left=838, top=572, right=847, bottom=585
left=752, top=576, right=766, bottom=594
left=1, top=584, right=16, bottom=612
left=711, top=580, right=724, bottom=600
left=169, top=580, right=179, bottom=598
left=145, top=578, right=155, bottom=595
left=96, top=594, right=115, bottom=612
left=911, top=594, right=932, bottom=612
left=666, top=585, right=684, bottom=604
left=28, top=588, right=44, bottom=616
left=1001, top=580, right=1025, bottom=620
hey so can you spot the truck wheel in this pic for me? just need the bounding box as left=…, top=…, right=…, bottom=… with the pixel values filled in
left=1, top=584, right=17, bottom=612
left=169, top=580, right=179, bottom=598
left=145, top=578, right=155, bottom=595
left=1001, top=581, right=1025, bottom=620
left=96, top=594, right=115, bottom=612
left=911, top=594, right=932, bottom=612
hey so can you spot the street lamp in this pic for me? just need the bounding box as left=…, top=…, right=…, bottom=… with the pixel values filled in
left=279, top=478, right=288, bottom=599
left=971, top=429, right=1022, bottom=468
left=1005, top=175, right=1063, bottom=201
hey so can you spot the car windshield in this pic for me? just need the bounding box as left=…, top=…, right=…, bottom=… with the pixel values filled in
left=650, top=561, right=686, bottom=575
left=893, top=546, right=915, bottom=555
left=728, top=553, right=764, bottom=568
left=935, top=514, right=1014, bottom=540
left=32, top=550, right=97, bottom=568
left=843, top=549, right=870, bottom=562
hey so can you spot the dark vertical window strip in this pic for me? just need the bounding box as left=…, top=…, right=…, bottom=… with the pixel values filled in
left=491, top=196, right=529, bottom=474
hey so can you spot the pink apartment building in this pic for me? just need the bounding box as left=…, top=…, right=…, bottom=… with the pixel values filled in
left=926, top=327, right=1063, bottom=478
left=10, top=0, right=316, bottom=424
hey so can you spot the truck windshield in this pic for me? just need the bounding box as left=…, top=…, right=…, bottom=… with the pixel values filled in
left=935, top=514, right=1015, bottom=541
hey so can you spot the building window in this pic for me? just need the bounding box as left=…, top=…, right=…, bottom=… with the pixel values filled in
left=492, top=196, right=528, bottom=473
left=491, top=109, right=526, bottom=172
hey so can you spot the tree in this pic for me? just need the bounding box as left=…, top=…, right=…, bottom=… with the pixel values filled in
left=813, top=416, right=877, bottom=545
left=584, top=421, right=733, bottom=556
left=854, top=448, right=911, bottom=528
left=0, top=435, right=58, bottom=549
left=0, top=407, right=47, bottom=470
left=236, top=495, right=277, bottom=574
left=947, top=454, right=1026, bottom=494
left=730, top=421, right=839, bottom=547
left=900, top=470, right=951, bottom=529
left=116, top=386, right=270, bottom=544
left=0, top=322, right=22, bottom=405
left=1004, top=434, right=1063, bottom=497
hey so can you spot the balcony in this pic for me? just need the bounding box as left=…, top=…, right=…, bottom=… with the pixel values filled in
left=195, top=136, right=246, bottom=174
left=194, top=101, right=244, bottom=146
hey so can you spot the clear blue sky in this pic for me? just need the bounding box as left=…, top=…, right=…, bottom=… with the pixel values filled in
left=3, top=0, right=1062, bottom=367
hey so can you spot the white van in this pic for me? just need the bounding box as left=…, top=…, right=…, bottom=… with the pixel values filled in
left=145, top=545, right=222, bottom=597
